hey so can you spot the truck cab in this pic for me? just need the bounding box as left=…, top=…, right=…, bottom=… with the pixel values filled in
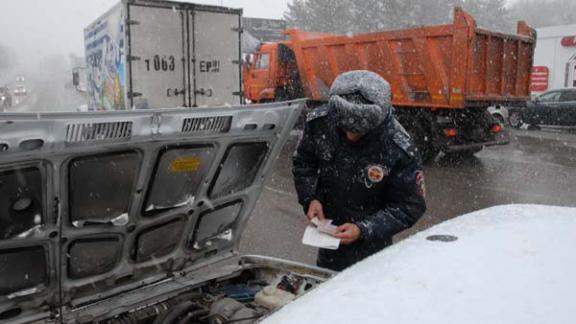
left=244, top=43, right=278, bottom=103
left=244, top=42, right=305, bottom=104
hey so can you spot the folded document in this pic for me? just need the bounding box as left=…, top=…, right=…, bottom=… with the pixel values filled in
left=302, top=219, right=340, bottom=250
left=311, top=218, right=338, bottom=235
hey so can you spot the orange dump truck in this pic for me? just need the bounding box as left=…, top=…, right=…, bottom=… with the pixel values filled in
left=244, top=8, right=536, bottom=160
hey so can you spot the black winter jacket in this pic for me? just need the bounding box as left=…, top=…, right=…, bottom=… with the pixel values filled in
left=293, top=105, right=426, bottom=255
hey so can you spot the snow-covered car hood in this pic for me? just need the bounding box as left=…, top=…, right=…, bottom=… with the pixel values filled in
left=0, top=101, right=303, bottom=321
left=265, top=204, right=576, bottom=324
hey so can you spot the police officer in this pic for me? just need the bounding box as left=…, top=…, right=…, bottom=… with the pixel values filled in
left=292, top=70, right=426, bottom=271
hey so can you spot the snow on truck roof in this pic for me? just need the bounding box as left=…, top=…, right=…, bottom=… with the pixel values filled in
left=265, top=204, right=576, bottom=324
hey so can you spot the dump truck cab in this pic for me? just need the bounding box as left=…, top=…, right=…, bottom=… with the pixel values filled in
left=244, top=42, right=304, bottom=103
left=244, top=43, right=279, bottom=103
left=244, top=31, right=333, bottom=104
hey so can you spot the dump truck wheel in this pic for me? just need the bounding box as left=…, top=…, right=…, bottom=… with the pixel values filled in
left=405, top=118, right=439, bottom=163
left=508, top=111, right=523, bottom=128
left=418, top=144, right=440, bottom=163
left=445, top=147, right=482, bottom=160
left=494, top=114, right=505, bottom=125
left=275, top=88, right=290, bottom=102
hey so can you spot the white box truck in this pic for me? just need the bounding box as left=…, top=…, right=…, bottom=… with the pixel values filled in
left=84, top=0, right=243, bottom=110
left=531, top=24, right=576, bottom=94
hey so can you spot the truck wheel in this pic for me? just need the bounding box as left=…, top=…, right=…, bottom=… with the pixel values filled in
left=527, top=124, right=541, bottom=131
left=494, top=114, right=505, bottom=125
left=275, top=88, right=290, bottom=102
left=418, top=144, right=440, bottom=163
left=407, top=119, right=439, bottom=163
left=508, top=111, right=523, bottom=128
left=445, top=147, right=482, bottom=160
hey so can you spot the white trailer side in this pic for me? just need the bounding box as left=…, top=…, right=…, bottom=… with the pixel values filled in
left=85, top=0, right=243, bottom=110
left=532, top=24, right=576, bottom=94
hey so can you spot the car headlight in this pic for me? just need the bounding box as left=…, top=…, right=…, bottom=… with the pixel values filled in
left=1, top=96, right=5, bottom=100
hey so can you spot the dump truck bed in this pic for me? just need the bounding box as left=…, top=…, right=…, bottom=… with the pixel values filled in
left=288, top=8, right=536, bottom=109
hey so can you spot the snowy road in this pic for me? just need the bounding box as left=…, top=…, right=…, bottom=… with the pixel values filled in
left=4, top=65, right=86, bottom=113
left=240, top=127, right=576, bottom=265
left=2, top=71, right=574, bottom=267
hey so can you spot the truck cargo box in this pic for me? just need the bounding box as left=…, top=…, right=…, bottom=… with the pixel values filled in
left=84, top=0, right=242, bottom=110
left=286, top=8, right=536, bottom=109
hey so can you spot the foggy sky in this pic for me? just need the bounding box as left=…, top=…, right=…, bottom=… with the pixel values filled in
left=0, top=0, right=517, bottom=67
left=0, top=0, right=287, bottom=66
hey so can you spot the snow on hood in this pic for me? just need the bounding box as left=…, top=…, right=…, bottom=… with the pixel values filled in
left=264, top=204, right=576, bottom=324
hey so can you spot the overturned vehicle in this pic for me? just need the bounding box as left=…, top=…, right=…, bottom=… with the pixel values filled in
left=0, top=101, right=334, bottom=324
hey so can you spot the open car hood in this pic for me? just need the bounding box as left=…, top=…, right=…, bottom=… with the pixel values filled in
left=0, top=101, right=303, bottom=322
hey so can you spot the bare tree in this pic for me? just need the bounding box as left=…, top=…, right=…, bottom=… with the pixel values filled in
left=285, top=0, right=454, bottom=34
left=284, top=0, right=516, bottom=35
left=511, top=0, right=576, bottom=28
left=284, top=0, right=356, bottom=34
left=456, top=0, right=513, bottom=32
left=284, top=0, right=311, bottom=31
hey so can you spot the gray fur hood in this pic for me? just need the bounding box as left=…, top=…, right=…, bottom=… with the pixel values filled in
left=328, top=70, right=392, bottom=134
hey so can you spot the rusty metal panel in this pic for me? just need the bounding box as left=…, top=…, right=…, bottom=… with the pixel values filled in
left=467, top=29, right=535, bottom=102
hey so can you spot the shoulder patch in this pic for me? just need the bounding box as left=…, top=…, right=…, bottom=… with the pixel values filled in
left=392, top=120, right=416, bottom=158
left=306, top=105, right=330, bottom=122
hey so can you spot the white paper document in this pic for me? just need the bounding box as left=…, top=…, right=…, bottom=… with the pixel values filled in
left=302, top=225, right=341, bottom=250
left=311, top=218, right=338, bottom=235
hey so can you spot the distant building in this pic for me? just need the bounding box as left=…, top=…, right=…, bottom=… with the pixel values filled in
left=242, top=18, right=287, bottom=42
left=531, top=24, right=576, bottom=94
left=72, top=66, right=88, bottom=93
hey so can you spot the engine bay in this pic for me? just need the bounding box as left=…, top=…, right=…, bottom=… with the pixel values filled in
left=99, top=262, right=327, bottom=324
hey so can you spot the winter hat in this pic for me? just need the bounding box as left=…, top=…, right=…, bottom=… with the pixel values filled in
left=329, top=70, right=392, bottom=134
